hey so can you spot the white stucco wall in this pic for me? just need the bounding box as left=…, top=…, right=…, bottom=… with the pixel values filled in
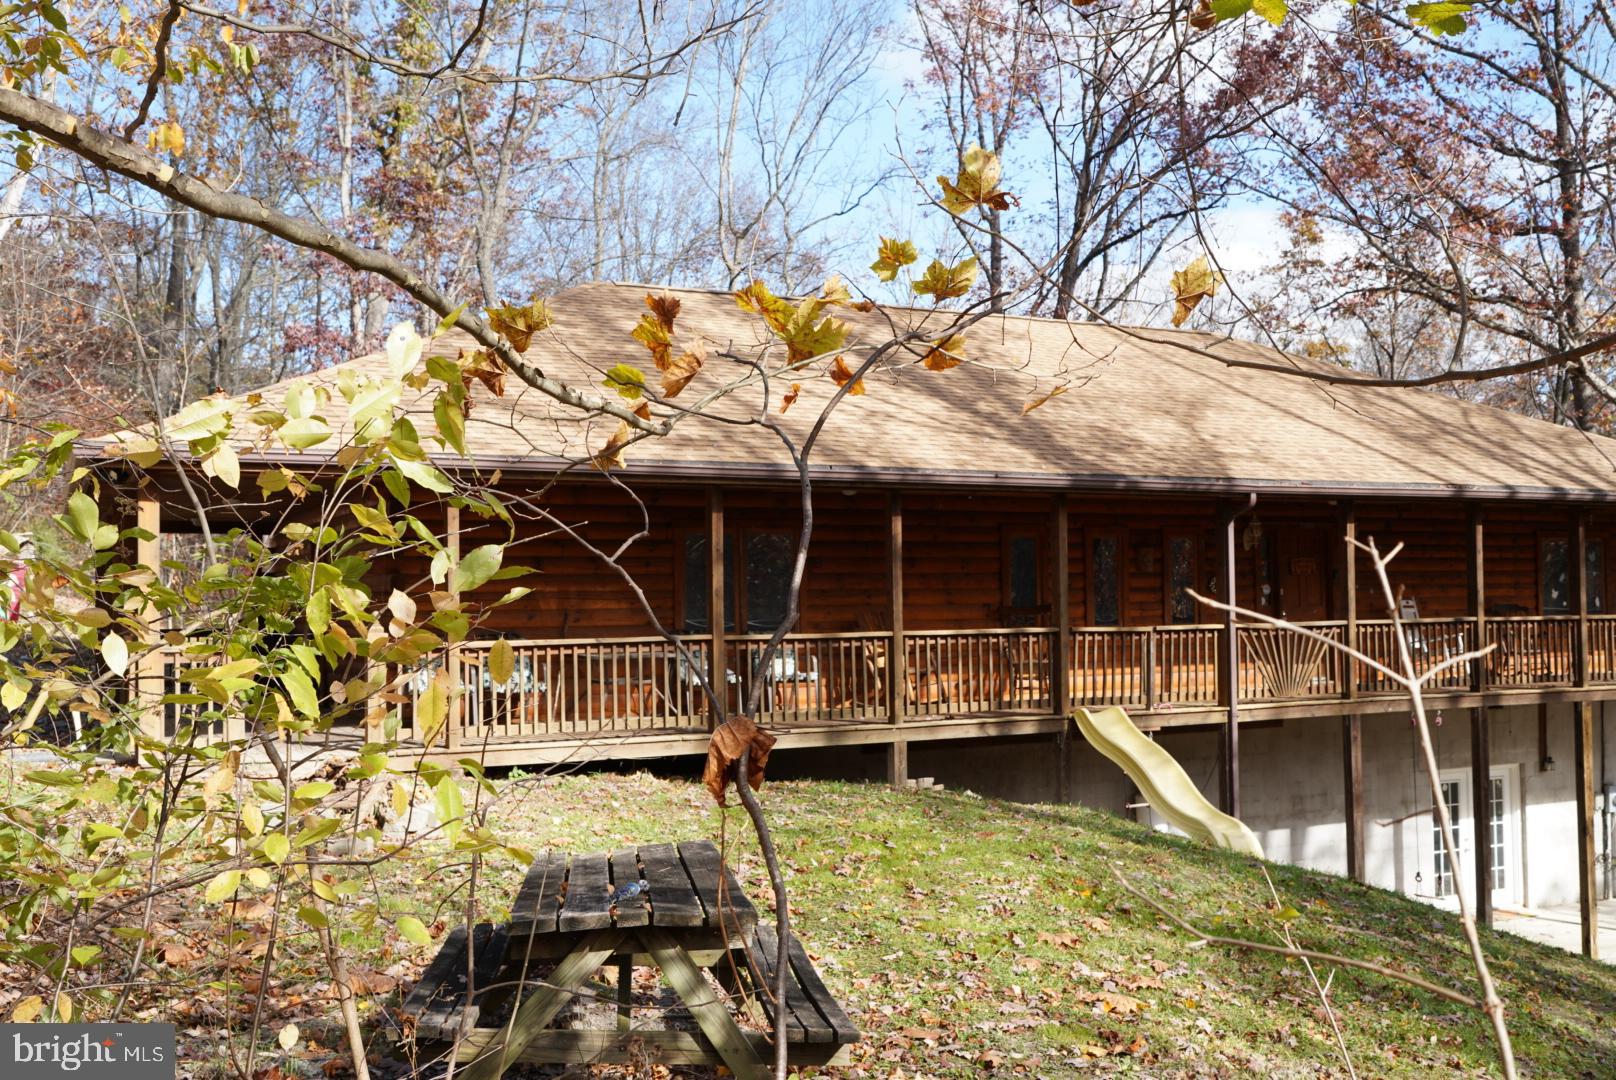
left=1062, top=703, right=1616, bottom=910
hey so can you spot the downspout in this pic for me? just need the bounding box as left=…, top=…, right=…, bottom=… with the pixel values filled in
left=1221, top=493, right=1258, bottom=817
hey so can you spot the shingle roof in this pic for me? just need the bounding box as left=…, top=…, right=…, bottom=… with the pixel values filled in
left=84, top=282, right=1616, bottom=501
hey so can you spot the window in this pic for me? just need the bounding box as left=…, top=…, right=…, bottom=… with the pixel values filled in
left=681, top=531, right=793, bottom=633
left=1541, top=538, right=1569, bottom=614
left=1540, top=537, right=1604, bottom=614
left=1006, top=535, right=1040, bottom=611
left=1167, top=534, right=1198, bottom=624
left=1091, top=534, right=1121, bottom=626
left=1433, top=779, right=1463, bottom=898
left=742, top=533, right=794, bottom=632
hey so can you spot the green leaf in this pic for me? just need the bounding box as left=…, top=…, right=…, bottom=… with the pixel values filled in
left=397, top=915, right=432, bottom=946
left=601, top=363, right=647, bottom=401
left=1209, top=0, right=1253, bottom=18
left=394, top=455, right=454, bottom=494
left=101, top=631, right=129, bottom=678
left=434, top=392, right=467, bottom=455
left=66, top=490, right=98, bottom=542
left=306, top=588, right=331, bottom=635
left=297, top=905, right=329, bottom=929
left=1251, top=0, right=1286, bottom=22
left=434, top=775, right=464, bottom=846
left=1406, top=0, right=1472, bottom=33
left=70, top=945, right=101, bottom=967
left=262, top=832, right=289, bottom=865
left=451, top=544, right=504, bottom=594
left=292, top=817, right=341, bottom=849
left=278, top=416, right=332, bottom=449
left=280, top=668, right=320, bottom=720
left=293, top=780, right=335, bottom=801
left=204, top=870, right=242, bottom=904
left=489, top=639, right=514, bottom=685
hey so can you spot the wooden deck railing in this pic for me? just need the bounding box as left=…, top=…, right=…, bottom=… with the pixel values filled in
left=363, top=614, right=1614, bottom=745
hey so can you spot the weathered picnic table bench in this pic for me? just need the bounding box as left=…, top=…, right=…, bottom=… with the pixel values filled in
left=400, top=840, right=858, bottom=1079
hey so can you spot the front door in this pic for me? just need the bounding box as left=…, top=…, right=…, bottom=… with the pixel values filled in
left=1432, top=767, right=1520, bottom=909
left=1276, top=526, right=1329, bottom=622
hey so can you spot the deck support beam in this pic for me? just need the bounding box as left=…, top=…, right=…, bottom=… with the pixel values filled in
left=1342, top=714, right=1364, bottom=882
left=1219, top=495, right=1256, bottom=818
left=1576, top=701, right=1598, bottom=958
left=1341, top=503, right=1358, bottom=701
left=132, top=491, right=164, bottom=741
left=886, top=494, right=906, bottom=785
left=708, top=488, right=726, bottom=728
left=1471, top=707, right=1492, bottom=926
left=1575, top=513, right=1590, bottom=688
left=1469, top=508, right=1486, bottom=691
left=445, top=501, right=462, bottom=751
left=1054, top=496, right=1071, bottom=802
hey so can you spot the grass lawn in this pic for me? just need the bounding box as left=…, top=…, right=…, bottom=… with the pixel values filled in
left=13, top=766, right=1616, bottom=1077
left=420, top=770, right=1616, bottom=1078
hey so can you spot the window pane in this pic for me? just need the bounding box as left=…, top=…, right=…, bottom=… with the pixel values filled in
left=1588, top=541, right=1605, bottom=615
left=1169, top=537, right=1195, bottom=623
left=683, top=536, right=709, bottom=632
left=744, top=533, right=794, bottom=632
left=1008, top=536, right=1039, bottom=610
left=1542, top=538, right=1570, bottom=614
left=682, top=536, right=736, bottom=633
left=1093, top=537, right=1119, bottom=626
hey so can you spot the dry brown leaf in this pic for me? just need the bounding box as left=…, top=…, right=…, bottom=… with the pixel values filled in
left=661, top=344, right=705, bottom=398
left=830, top=355, right=865, bottom=396
left=592, top=421, right=632, bottom=472
left=1170, top=255, right=1223, bottom=327
left=703, top=714, right=777, bottom=806
left=922, top=334, right=966, bottom=371
left=780, top=383, right=801, bottom=414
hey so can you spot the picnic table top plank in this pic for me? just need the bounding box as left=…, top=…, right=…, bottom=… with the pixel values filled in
left=558, top=852, right=613, bottom=931
left=641, top=842, right=704, bottom=927
left=609, top=847, right=650, bottom=927
left=507, top=849, right=562, bottom=935
left=677, top=840, right=758, bottom=933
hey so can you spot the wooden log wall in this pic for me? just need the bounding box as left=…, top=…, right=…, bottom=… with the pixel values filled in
left=342, top=479, right=1616, bottom=638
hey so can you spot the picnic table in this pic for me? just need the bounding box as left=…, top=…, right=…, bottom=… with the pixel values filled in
left=401, top=840, right=858, bottom=1079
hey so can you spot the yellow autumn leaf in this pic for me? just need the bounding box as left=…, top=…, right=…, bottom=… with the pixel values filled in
left=1023, top=385, right=1070, bottom=414
left=911, top=257, right=979, bottom=301
left=922, top=334, right=967, bottom=371
left=485, top=298, right=553, bottom=352
left=937, top=144, right=1016, bottom=215
left=10, top=995, right=42, bottom=1022
left=870, top=237, right=919, bottom=282
left=1170, top=255, right=1223, bottom=327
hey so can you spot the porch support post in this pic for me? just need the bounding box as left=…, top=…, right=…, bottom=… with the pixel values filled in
left=1576, top=701, right=1599, bottom=958
left=1576, top=513, right=1590, bottom=687
left=132, top=490, right=164, bottom=741
left=1340, top=502, right=1357, bottom=701
left=1469, top=508, right=1486, bottom=691
left=708, top=488, right=726, bottom=728
left=886, top=493, right=907, bottom=785
left=1219, top=495, right=1254, bottom=818
left=1470, top=707, right=1492, bottom=926
left=445, top=501, right=462, bottom=751
left=1054, top=496, right=1071, bottom=802
left=1342, top=714, right=1364, bottom=882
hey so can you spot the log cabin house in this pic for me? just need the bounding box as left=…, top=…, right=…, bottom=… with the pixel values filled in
left=83, top=283, right=1616, bottom=953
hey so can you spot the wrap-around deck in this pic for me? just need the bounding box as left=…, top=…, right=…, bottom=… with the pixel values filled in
left=226, top=613, right=1610, bottom=765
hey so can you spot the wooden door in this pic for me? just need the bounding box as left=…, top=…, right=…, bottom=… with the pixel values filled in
left=1277, top=526, right=1329, bottom=622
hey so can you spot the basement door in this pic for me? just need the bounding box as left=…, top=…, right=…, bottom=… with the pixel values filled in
left=1432, top=767, right=1521, bottom=909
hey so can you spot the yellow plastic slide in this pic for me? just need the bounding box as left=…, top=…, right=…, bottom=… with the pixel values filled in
left=1074, top=706, right=1265, bottom=859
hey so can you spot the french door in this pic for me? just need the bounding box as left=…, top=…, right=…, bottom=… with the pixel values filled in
left=1432, top=767, right=1520, bottom=908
